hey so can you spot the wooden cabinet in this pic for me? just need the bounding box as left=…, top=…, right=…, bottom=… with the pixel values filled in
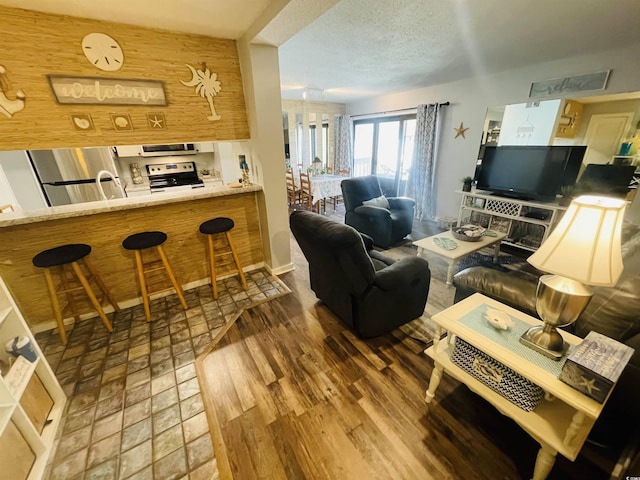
left=0, top=275, right=65, bottom=480
left=194, top=142, right=215, bottom=152
left=556, top=100, right=583, bottom=139
left=457, top=190, right=566, bottom=251
left=113, top=145, right=142, bottom=157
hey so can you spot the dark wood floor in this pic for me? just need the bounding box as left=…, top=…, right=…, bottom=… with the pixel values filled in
left=195, top=206, right=628, bottom=480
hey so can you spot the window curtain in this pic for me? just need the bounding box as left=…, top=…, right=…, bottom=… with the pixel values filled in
left=334, top=114, right=353, bottom=173
left=406, top=103, right=440, bottom=220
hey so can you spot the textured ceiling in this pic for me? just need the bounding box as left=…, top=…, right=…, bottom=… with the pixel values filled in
left=4, top=0, right=640, bottom=104
left=278, top=0, right=640, bottom=103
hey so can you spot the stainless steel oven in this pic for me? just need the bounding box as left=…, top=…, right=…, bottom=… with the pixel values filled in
left=147, top=161, right=204, bottom=193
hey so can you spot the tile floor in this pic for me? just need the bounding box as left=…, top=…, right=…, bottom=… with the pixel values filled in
left=35, top=269, right=290, bottom=480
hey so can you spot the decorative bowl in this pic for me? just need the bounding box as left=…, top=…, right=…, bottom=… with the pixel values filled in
left=451, top=227, right=483, bottom=242
left=485, top=308, right=515, bottom=330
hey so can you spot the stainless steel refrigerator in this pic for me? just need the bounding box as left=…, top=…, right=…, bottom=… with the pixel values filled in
left=29, top=147, right=125, bottom=206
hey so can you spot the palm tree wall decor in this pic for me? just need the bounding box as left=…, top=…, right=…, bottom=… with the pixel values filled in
left=181, top=64, right=222, bottom=121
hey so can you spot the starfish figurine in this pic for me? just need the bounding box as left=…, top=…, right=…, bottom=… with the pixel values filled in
left=454, top=122, right=469, bottom=139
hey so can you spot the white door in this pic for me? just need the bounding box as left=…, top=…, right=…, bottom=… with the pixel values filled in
left=582, top=113, right=634, bottom=165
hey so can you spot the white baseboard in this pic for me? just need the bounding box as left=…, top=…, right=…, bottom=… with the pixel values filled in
left=267, top=262, right=295, bottom=276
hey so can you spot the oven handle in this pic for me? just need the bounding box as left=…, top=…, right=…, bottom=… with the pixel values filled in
left=149, top=183, right=203, bottom=194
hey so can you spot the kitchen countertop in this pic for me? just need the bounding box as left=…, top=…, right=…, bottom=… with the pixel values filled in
left=0, top=183, right=262, bottom=227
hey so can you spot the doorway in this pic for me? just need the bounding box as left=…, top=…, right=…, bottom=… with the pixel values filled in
left=582, top=112, right=634, bottom=165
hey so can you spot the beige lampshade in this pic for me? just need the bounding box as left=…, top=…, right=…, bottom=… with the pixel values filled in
left=527, top=195, right=626, bottom=286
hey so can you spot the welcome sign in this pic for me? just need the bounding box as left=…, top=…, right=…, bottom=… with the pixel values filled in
left=529, top=70, right=610, bottom=98
left=47, top=75, right=167, bottom=106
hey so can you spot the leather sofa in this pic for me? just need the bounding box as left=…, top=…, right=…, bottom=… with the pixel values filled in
left=290, top=210, right=431, bottom=338
left=453, top=222, right=640, bottom=447
left=341, top=175, right=415, bottom=248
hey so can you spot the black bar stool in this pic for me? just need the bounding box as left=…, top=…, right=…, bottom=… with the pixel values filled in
left=122, top=231, right=187, bottom=321
left=199, top=217, right=248, bottom=299
left=32, top=243, right=119, bottom=345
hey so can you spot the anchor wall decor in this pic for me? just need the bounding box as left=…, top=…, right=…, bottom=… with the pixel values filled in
left=0, top=65, right=25, bottom=118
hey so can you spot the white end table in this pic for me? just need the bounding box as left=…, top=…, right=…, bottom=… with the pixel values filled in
left=424, top=293, right=612, bottom=480
left=413, top=230, right=507, bottom=285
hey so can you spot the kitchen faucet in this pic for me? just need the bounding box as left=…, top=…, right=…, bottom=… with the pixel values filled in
left=96, top=170, right=124, bottom=200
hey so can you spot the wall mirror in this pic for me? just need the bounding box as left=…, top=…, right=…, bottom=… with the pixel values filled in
left=479, top=92, right=640, bottom=166
left=476, top=92, right=640, bottom=203
left=467, top=92, right=640, bottom=248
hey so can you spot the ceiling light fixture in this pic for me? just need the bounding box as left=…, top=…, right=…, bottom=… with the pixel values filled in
left=302, top=87, right=325, bottom=101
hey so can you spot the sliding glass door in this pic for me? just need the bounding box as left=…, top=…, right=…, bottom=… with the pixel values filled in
left=353, top=115, right=416, bottom=195
left=353, top=123, right=374, bottom=177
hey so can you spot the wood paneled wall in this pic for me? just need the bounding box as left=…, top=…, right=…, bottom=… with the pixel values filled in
left=0, top=6, right=249, bottom=150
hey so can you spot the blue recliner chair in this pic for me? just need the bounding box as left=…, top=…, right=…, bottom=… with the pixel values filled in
left=290, top=210, right=431, bottom=338
left=341, top=175, right=415, bottom=248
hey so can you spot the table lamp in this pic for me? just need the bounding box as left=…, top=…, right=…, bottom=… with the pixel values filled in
left=521, top=195, right=626, bottom=360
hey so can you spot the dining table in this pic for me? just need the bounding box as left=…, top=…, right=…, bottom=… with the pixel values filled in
left=307, top=174, right=345, bottom=204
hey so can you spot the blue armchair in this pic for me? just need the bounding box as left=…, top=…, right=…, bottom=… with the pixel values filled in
left=341, top=175, right=415, bottom=248
left=290, top=210, right=431, bottom=338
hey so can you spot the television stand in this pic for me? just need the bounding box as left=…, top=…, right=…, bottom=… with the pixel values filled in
left=456, top=189, right=567, bottom=251
left=489, top=191, right=555, bottom=203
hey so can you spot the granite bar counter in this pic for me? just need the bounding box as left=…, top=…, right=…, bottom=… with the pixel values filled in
left=0, top=184, right=264, bottom=332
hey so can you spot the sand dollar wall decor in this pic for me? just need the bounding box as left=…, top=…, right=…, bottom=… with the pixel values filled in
left=81, top=33, right=124, bottom=71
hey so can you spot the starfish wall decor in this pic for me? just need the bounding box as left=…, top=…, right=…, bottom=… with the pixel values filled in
left=454, top=122, right=469, bottom=139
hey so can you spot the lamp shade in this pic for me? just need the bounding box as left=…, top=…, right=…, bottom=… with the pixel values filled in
left=527, top=195, right=626, bottom=286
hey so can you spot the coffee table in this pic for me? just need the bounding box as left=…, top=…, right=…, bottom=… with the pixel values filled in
left=424, top=294, right=612, bottom=480
left=413, top=230, right=507, bottom=285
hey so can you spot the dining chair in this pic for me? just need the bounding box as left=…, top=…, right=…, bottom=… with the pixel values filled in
left=327, top=168, right=350, bottom=210
left=299, top=171, right=318, bottom=212
left=286, top=169, right=301, bottom=206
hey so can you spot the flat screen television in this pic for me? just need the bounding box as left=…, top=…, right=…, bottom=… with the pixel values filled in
left=577, top=164, right=636, bottom=198
left=476, top=145, right=587, bottom=201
